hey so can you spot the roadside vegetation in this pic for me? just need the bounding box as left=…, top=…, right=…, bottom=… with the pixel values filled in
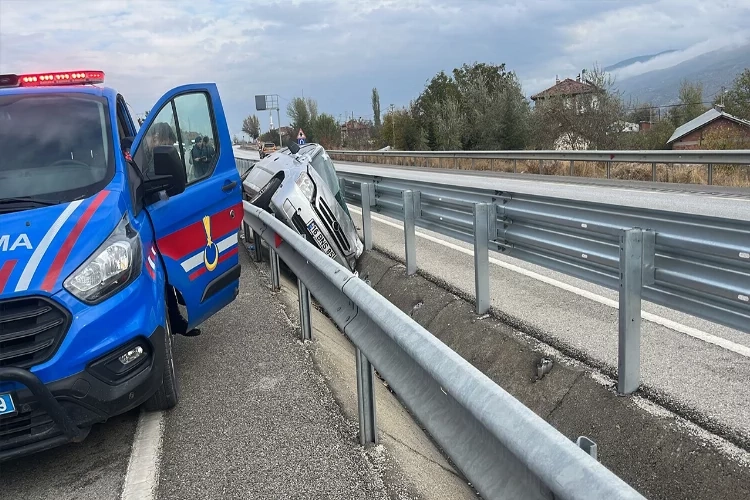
left=240, top=63, right=750, bottom=187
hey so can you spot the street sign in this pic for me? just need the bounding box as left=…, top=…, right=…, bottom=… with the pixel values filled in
left=255, top=95, right=267, bottom=111
left=297, top=128, right=307, bottom=145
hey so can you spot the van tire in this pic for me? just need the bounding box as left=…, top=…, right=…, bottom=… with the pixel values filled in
left=143, top=300, right=180, bottom=412
left=251, top=177, right=282, bottom=213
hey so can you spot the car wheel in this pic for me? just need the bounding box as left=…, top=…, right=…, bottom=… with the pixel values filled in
left=250, top=177, right=282, bottom=213
left=143, top=295, right=180, bottom=412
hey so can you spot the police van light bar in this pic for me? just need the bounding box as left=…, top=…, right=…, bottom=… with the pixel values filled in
left=0, top=70, right=105, bottom=88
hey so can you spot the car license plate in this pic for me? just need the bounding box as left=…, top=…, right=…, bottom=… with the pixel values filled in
left=0, top=393, right=16, bottom=417
left=306, top=220, right=337, bottom=260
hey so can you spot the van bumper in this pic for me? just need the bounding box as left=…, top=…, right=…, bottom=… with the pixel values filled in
left=0, top=325, right=165, bottom=462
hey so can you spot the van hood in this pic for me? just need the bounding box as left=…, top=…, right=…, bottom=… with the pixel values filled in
left=0, top=190, right=125, bottom=296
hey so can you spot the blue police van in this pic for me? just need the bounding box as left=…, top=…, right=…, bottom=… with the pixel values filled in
left=0, top=70, right=242, bottom=460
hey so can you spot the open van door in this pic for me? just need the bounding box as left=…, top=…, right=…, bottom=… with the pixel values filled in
left=131, top=83, right=242, bottom=330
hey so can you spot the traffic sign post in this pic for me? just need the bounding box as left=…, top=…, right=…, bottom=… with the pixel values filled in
left=297, top=128, right=306, bottom=145
left=256, top=94, right=282, bottom=147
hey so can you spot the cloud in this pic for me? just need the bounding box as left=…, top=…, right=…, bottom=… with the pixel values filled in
left=610, top=32, right=750, bottom=80
left=1, top=0, right=749, bottom=136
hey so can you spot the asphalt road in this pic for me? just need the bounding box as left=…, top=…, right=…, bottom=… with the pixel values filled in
left=0, top=411, right=138, bottom=499
left=0, top=248, right=394, bottom=500
left=234, top=148, right=750, bottom=439
left=344, top=203, right=750, bottom=449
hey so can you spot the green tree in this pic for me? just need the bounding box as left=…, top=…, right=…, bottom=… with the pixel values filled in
left=242, top=114, right=260, bottom=140
left=669, top=80, right=706, bottom=127
left=287, top=97, right=313, bottom=140
left=371, top=88, right=381, bottom=130
left=414, top=71, right=461, bottom=149
left=452, top=62, right=511, bottom=96
left=459, top=71, right=530, bottom=150
left=313, top=113, right=340, bottom=149
left=433, top=96, right=464, bottom=150
left=716, top=68, right=750, bottom=120
left=413, top=62, right=529, bottom=150
left=382, top=105, right=427, bottom=150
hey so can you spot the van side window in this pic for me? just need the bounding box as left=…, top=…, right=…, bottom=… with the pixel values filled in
left=133, top=92, right=218, bottom=185
left=173, top=93, right=218, bottom=184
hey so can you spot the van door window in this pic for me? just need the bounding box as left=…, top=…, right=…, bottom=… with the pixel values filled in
left=133, top=92, right=218, bottom=186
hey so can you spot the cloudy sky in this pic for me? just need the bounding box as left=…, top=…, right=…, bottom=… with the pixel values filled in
left=1, top=0, right=749, bottom=138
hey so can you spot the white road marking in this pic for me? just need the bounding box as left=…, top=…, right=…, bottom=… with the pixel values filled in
left=15, top=199, right=83, bottom=291
left=349, top=205, right=750, bottom=359
left=120, top=410, right=165, bottom=500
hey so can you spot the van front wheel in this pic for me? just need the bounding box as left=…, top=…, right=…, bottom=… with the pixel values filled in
left=143, top=297, right=180, bottom=412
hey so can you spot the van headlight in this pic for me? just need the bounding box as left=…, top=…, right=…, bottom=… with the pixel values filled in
left=64, top=214, right=142, bottom=304
left=296, top=172, right=315, bottom=201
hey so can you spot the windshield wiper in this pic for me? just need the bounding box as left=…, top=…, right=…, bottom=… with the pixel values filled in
left=0, top=197, right=61, bottom=207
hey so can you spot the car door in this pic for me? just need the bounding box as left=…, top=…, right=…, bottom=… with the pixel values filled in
left=131, top=83, right=242, bottom=330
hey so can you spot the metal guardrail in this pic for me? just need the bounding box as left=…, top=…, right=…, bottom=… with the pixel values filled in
left=242, top=201, right=645, bottom=500
left=235, top=156, right=257, bottom=177
left=335, top=173, right=750, bottom=394
left=329, top=149, right=750, bottom=185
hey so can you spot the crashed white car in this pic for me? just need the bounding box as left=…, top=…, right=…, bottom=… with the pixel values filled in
left=242, top=143, right=364, bottom=271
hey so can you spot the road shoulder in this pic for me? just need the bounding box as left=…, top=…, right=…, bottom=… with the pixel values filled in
left=269, top=262, right=478, bottom=500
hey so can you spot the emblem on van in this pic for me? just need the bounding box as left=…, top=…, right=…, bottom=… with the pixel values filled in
left=202, top=215, right=219, bottom=272
left=0, top=234, right=33, bottom=251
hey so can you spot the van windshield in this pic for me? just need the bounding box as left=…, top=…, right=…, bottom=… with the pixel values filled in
left=0, top=93, right=114, bottom=206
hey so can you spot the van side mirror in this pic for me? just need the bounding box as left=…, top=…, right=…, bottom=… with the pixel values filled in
left=143, top=145, right=186, bottom=202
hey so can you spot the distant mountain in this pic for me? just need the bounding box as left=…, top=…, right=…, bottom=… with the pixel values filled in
left=604, top=50, right=678, bottom=72
left=610, top=44, right=750, bottom=107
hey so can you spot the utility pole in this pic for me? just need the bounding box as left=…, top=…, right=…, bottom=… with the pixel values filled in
left=389, top=104, right=395, bottom=148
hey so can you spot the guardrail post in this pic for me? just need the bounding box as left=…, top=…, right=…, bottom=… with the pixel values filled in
left=473, top=203, right=490, bottom=314
left=243, top=221, right=251, bottom=247
left=576, top=436, right=598, bottom=460
left=298, top=279, right=312, bottom=340
left=707, top=164, right=713, bottom=185
left=269, top=247, right=281, bottom=291
left=618, top=228, right=645, bottom=395
left=339, top=178, right=347, bottom=199
left=651, top=162, right=657, bottom=181
left=569, top=160, right=574, bottom=176
left=361, top=183, right=374, bottom=250
left=403, top=190, right=417, bottom=275
left=252, top=231, right=263, bottom=262
left=355, top=348, right=378, bottom=445
left=607, top=162, right=612, bottom=179
left=539, top=159, right=543, bottom=175
left=512, top=159, right=516, bottom=173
